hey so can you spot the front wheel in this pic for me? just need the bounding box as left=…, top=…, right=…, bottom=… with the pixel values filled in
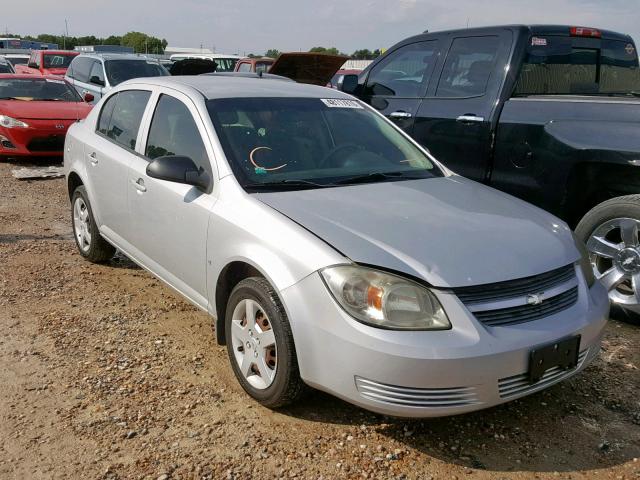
left=575, top=195, right=640, bottom=323
left=225, top=277, right=306, bottom=408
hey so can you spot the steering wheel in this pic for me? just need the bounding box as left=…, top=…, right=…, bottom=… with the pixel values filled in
left=320, top=143, right=362, bottom=168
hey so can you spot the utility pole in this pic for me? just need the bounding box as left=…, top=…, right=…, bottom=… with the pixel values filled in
left=64, top=19, right=69, bottom=49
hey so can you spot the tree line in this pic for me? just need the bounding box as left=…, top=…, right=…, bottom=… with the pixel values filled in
left=255, top=47, right=383, bottom=60
left=8, top=32, right=168, bottom=54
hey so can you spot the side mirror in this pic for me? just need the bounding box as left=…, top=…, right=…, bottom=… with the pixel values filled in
left=83, top=92, right=94, bottom=103
left=338, top=74, right=359, bottom=94
left=90, top=76, right=105, bottom=86
left=146, top=155, right=210, bottom=191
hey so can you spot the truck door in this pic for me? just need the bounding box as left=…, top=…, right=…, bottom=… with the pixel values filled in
left=412, top=31, right=512, bottom=181
left=360, top=40, right=441, bottom=135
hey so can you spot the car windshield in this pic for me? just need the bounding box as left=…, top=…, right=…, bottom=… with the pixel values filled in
left=105, top=59, right=169, bottom=86
left=43, top=54, right=75, bottom=69
left=0, top=62, right=13, bottom=74
left=514, top=37, right=640, bottom=96
left=207, top=97, right=442, bottom=191
left=0, top=78, right=82, bottom=102
left=7, top=57, right=28, bottom=65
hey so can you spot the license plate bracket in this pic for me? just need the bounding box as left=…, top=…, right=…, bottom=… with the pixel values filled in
left=528, top=335, right=581, bottom=383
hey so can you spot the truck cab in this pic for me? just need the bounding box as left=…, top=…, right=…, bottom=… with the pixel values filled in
left=342, top=25, right=640, bottom=320
left=15, top=50, right=79, bottom=76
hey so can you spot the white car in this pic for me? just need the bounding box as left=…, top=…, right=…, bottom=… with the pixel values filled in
left=63, top=75, right=609, bottom=417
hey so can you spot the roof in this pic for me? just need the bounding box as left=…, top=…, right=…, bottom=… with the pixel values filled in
left=75, top=53, right=161, bottom=61
left=402, top=24, right=633, bottom=44
left=122, top=75, right=353, bottom=100
left=0, top=74, right=69, bottom=80
left=37, top=50, right=78, bottom=55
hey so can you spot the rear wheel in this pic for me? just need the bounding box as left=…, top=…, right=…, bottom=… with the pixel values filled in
left=575, top=195, right=640, bottom=324
left=225, top=277, right=306, bottom=407
left=71, top=186, right=115, bottom=263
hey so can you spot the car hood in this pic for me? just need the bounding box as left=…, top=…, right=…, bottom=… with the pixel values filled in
left=0, top=100, right=92, bottom=120
left=43, top=68, right=68, bottom=76
left=255, top=176, right=579, bottom=288
left=268, top=52, right=348, bottom=86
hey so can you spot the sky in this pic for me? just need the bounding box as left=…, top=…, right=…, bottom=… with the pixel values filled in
left=3, top=0, right=639, bottom=55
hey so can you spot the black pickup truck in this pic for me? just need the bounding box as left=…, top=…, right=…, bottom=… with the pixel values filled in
left=340, top=24, right=640, bottom=319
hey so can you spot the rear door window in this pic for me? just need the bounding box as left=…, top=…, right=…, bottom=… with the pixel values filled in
left=364, top=41, right=439, bottom=97
left=145, top=94, right=211, bottom=177
left=102, top=90, right=151, bottom=150
left=436, top=36, right=501, bottom=98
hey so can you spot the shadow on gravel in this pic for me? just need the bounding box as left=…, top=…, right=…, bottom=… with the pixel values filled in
left=106, top=252, right=142, bottom=270
left=281, top=365, right=639, bottom=474
left=0, top=156, right=62, bottom=166
left=0, top=233, right=73, bottom=243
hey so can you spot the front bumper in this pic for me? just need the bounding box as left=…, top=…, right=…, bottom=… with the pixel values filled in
left=0, top=120, right=74, bottom=157
left=280, top=271, right=609, bottom=417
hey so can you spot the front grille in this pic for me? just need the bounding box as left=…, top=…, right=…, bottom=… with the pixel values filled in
left=355, top=377, right=480, bottom=408
left=27, top=135, right=65, bottom=152
left=453, top=264, right=579, bottom=327
left=454, top=264, right=576, bottom=305
left=498, top=349, right=589, bottom=398
left=474, top=287, right=578, bottom=327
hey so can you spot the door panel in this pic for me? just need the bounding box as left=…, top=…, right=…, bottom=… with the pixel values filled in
left=412, top=32, right=512, bottom=181
left=361, top=40, right=441, bottom=136
left=126, top=92, right=216, bottom=308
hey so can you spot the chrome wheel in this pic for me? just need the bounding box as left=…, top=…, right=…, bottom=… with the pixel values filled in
left=587, top=217, right=640, bottom=312
left=73, top=196, right=92, bottom=253
left=230, top=298, right=277, bottom=390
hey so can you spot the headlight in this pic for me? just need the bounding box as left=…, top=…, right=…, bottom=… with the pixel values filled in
left=0, top=115, right=29, bottom=129
left=320, top=265, right=450, bottom=330
left=572, top=232, right=596, bottom=287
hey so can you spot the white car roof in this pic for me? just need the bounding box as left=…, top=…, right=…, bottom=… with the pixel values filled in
left=121, top=75, right=356, bottom=100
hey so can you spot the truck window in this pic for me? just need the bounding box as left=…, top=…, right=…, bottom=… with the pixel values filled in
left=513, top=37, right=640, bottom=95
left=237, top=62, right=252, bottom=73
left=364, top=41, right=438, bottom=97
left=436, top=36, right=500, bottom=98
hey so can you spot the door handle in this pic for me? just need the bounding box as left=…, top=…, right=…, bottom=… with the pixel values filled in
left=131, top=178, right=147, bottom=193
left=87, top=152, right=98, bottom=165
left=456, top=114, right=485, bottom=123
left=389, top=111, right=412, bottom=119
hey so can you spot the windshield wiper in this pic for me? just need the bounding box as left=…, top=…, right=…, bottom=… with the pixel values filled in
left=333, top=171, right=428, bottom=185
left=244, top=179, right=334, bottom=191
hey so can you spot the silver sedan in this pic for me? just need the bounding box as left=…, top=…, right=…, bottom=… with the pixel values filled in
left=63, top=75, right=609, bottom=417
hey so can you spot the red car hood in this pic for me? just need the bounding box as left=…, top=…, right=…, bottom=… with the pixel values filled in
left=43, top=68, right=68, bottom=76
left=0, top=100, right=92, bottom=121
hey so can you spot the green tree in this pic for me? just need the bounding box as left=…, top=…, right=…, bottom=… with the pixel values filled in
left=309, top=46, right=343, bottom=56
left=265, top=49, right=280, bottom=58
left=121, top=31, right=167, bottom=54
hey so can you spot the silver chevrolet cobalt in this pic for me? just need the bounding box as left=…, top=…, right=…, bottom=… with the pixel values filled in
left=64, top=75, right=609, bottom=417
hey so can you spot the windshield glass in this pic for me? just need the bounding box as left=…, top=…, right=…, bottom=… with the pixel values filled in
left=105, top=59, right=169, bottom=86
left=514, top=37, right=640, bottom=95
left=43, top=54, right=76, bottom=69
left=0, top=62, right=13, bottom=74
left=0, top=78, right=82, bottom=102
left=7, top=57, right=28, bottom=65
left=207, top=97, right=442, bottom=190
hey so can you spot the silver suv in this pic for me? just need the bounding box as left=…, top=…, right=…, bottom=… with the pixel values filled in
left=65, top=53, right=168, bottom=104
left=63, top=75, right=609, bottom=417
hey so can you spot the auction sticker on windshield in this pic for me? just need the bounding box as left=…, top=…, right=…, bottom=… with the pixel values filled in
left=321, top=99, right=363, bottom=109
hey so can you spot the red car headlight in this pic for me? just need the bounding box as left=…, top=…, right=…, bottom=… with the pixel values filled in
left=0, top=115, right=29, bottom=129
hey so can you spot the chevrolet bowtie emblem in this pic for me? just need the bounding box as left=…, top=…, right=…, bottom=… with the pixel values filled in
left=526, top=293, right=544, bottom=306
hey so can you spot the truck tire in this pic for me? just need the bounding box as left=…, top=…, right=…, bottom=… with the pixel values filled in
left=575, top=195, right=640, bottom=324
left=71, top=186, right=116, bottom=263
left=225, top=277, right=307, bottom=408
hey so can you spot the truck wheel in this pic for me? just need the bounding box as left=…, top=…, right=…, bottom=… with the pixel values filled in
left=575, top=195, right=640, bottom=324
left=225, top=277, right=307, bottom=408
left=71, top=186, right=116, bottom=263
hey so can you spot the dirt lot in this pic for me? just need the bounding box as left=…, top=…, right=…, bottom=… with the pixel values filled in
left=0, top=159, right=639, bottom=480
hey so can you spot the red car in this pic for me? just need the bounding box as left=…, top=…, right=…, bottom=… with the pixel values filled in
left=15, top=50, right=79, bottom=76
left=0, top=74, right=93, bottom=159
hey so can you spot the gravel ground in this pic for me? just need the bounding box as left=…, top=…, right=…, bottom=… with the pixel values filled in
left=0, top=159, right=639, bottom=480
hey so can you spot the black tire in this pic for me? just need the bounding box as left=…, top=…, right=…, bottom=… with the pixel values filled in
left=70, top=185, right=116, bottom=263
left=575, top=194, right=640, bottom=324
left=225, top=277, right=307, bottom=408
